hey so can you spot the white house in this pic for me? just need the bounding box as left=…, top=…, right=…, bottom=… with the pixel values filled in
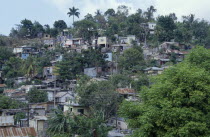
left=148, top=22, right=156, bottom=34
left=55, top=92, right=74, bottom=104
left=98, top=37, right=109, bottom=47
left=13, top=47, right=23, bottom=54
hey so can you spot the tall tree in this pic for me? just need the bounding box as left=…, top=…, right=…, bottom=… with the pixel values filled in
left=56, top=52, right=84, bottom=80
left=0, top=95, right=26, bottom=109
left=32, top=21, right=45, bottom=37
left=67, top=7, right=80, bottom=26
left=27, top=88, right=48, bottom=103
left=3, top=57, right=23, bottom=78
left=20, top=19, right=33, bottom=38
left=76, top=76, right=121, bottom=120
left=119, top=46, right=210, bottom=137
left=53, top=20, right=67, bottom=32
left=22, top=57, right=37, bottom=79
left=74, top=19, right=97, bottom=40
left=95, top=9, right=102, bottom=16
left=47, top=109, right=111, bottom=137
left=118, top=46, right=146, bottom=72
left=144, top=6, right=157, bottom=21
left=156, top=15, right=176, bottom=42
left=104, top=9, right=116, bottom=17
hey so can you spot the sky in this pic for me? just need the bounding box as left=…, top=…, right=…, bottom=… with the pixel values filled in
left=0, top=0, right=209, bottom=36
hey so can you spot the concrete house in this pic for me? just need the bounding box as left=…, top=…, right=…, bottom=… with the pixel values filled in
left=13, top=47, right=23, bottom=57
left=43, top=39, right=56, bottom=50
left=21, top=46, right=40, bottom=59
left=98, top=37, right=109, bottom=48
left=14, top=77, right=28, bottom=85
left=64, top=102, right=89, bottom=116
left=43, top=66, right=55, bottom=80
left=148, top=22, right=156, bottom=34
left=29, top=116, right=48, bottom=136
left=144, top=67, right=164, bottom=75
left=116, top=88, right=137, bottom=101
left=84, top=67, right=102, bottom=78
left=63, top=38, right=84, bottom=48
left=0, top=116, right=14, bottom=127
left=30, top=102, right=56, bottom=115
left=104, top=52, right=113, bottom=62
left=55, top=92, right=74, bottom=104
left=108, top=117, right=128, bottom=130
left=119, top=35, right=136, bottom=46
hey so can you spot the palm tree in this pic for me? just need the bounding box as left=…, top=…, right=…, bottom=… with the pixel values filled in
left=144, top=6, right=157, bottom=21
left=22, top=57, right=37, bottom=80
left=47, top=109, right=75, bottom=136
left=67, top=6, right=80, bottom=26
left=95, top=9, right=102, bottom=16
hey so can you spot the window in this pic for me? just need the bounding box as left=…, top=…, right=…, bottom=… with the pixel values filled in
left=70, top=108, right=73, bottom=112
left=65, top=97, right=70, bottom=102
left=77, top=109, right=84, bottom=114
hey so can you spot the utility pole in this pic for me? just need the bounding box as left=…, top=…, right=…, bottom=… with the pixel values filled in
left=27, top=104, right=30, bottom=127
left=54, top=78, right=56, bottom=109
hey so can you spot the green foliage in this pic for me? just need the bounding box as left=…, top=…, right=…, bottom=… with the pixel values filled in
left=47, top=109, right=75, bottom=137
left=47, top=109, right=111, bottom=137
left=105, top=9, right=116, bottom=17
left=77, top=77, right=121, bottom=120
left=22, top=57, right=38, bottom=78
left=82, top=48, right=106, bottom=68
left=185, top=46, right=210, bottom=71
left=110, top=74, right=132, bottom=88
left=53, top=20, right=67, bottom=32
left=74, top=19, right=97, bottom=40
left=57, top=52, right=84, bottom=80
left=169, top=52, right=177, bottom=64
left=32, top=21, right=44, bottom=37
left=144, top=6, right=157, bottom=21
left=67, top=6, right=80, bottom=25
left=119, top=46, right=210, bottom=137
left=27, top=88, right=48, bottom=103
left=36, top=56, right=51, bottom=75
left=56, top=49, right=106, bottom=80
left=3, top=57, right=24, bottom=78
left=14, top=112, right=26, bottom=125
left=72, top=111, right=111, bottom=137
left=156, top=15, right=176, bottom=42
left=131, top=73, right=149, bottom=91
left=119, top=46, right=146, bottom=72
left=0, top=47, right=14, bottom=62
left=0, top=95, right=26, bottom=109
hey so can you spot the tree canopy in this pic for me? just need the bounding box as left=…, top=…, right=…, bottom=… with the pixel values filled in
left=0, top=95, right=26, bottom=109
left=119, top=46, right=210, bottom=137
left=27, top=88, right=48, bottom=103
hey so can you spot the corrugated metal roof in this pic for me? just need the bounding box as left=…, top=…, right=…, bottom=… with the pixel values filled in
left=33, top=116, right=48, bottom=121
left=3, top=89, right=16, bottom=93
left=116, top=88, right=135, bottom=94
left=0, top=84, right=6, bottom=88
left=0, top=127, right=37, bottom=137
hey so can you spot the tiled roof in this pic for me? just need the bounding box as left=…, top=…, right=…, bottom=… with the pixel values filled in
left=0, top=84, right=6, bottom=88
left=3, top=89, right=16, bottom=93
left=0, top=127, right=37, bottom=137
left=116, top=88, right=135, bottom=94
